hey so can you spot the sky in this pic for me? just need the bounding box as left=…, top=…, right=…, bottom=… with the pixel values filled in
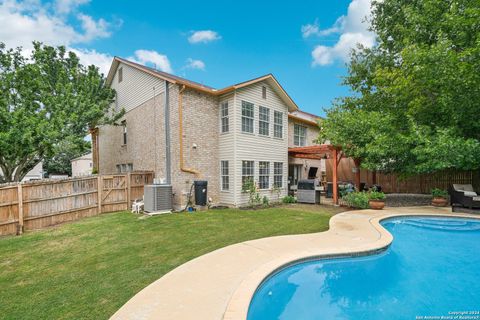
left=0, top=0, right=376, bottom=116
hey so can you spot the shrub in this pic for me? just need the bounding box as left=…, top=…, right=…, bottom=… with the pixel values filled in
left=431, top=188, right=448, bottom=198
left=262, top=196, right=269, bottom=207
left=282, top=195, right=297, bottom=204
left=342, top=192, right=369, bottom=209
left=242, top=178, right=261, bottom=206
left=368, top=191, right=386, bottom=201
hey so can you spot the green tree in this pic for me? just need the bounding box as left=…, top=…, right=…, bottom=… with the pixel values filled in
left=320, top=0, right=480, bottom=174
left=43, top=138, right=91, bottom=176
left=0, top=42, right=123, bottom=183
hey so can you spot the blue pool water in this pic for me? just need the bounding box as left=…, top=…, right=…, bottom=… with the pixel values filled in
left=247, top=218, right=480, bottom=320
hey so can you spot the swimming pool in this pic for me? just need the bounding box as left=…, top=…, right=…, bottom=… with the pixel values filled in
left=247, top=217, right=480, bottom=320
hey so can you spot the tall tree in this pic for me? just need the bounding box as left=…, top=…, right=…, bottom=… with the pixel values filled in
left=0, top=42, right=123, bottom=183
left=320, top=0, right=480, bottom=175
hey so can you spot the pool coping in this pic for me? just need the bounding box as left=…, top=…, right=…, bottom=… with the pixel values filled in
left=110, top=207, right=479, bottom=320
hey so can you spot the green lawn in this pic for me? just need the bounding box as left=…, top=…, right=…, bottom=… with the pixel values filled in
left=0, top=204, right=342, bottom=320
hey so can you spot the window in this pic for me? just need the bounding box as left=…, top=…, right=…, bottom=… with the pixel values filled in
left=241, top=101, right=254, bottom=133
left=262, top=86, right=267, bottom=99
left=116, top=164, right=121, bottom=173
left=274, top=162, right=283, bottom=188
left=127, top=163, right=133, bottom=172
left=121, top=164, right=127, bottom=172
left=221, top=161, right=229, bottom=190
left=118, top=67, right=123, bottom=83
left=259, top=161, right=270, bottom=189
left=221, top=102, right=229, bottom=133
left=242, top=160, right=254, bottom=186
left=274, top=111, right=283, bottom=138
left=258, top=106, right=270, bottom=136
left=294, top=124, right=307, bottom=146
left=121, top=120, right=127, bottom=145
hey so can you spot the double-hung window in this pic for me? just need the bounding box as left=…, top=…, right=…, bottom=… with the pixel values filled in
left=259, top=106, right=270, bottom=136
left=294, top=124, right=307, bottom=146
left=221, top=102, right=229, bottom=133
left=274, top=111, right=283, bottom=138
left=221, top=161, right=229, bottom=190
left=242, top=160, right=254, bottom=186
left=241, top=101, right=254, bottom=133
left=274, top=162, right=283, bottom=188
left=259, top=161, right=270, bottom=189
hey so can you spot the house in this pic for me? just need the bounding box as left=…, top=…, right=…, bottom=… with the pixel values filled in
left=71, top=153, right=93, bottom=177
left=96, top=57, right=323, bottom=208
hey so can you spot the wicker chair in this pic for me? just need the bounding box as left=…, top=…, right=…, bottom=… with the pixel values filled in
left=449, top=184, right=480, bottom=210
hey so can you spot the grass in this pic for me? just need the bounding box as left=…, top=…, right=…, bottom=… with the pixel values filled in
left=0, top=204, right=343, bottom=320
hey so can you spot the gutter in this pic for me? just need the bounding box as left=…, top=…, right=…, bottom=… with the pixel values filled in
left=178, top=85, right=200, bottom=176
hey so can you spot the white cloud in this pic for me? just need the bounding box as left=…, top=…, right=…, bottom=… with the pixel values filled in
left=305, top=0, right=376, bottom=66
left=184, top=58, right=205, bottom=70
left=128, top=50, right=173, bottom=73
left=55, top=0, right=90, bottom=15
left=188, top=30, right=221, bottom=44
left=69, top=48, right=113, bottom=74
left=0, top=0, right=115, bottom=50
left=76, top=13, right=111, bottom=42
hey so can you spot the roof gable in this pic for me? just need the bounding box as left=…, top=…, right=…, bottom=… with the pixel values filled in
left=105, top=57, right=299, bottom=111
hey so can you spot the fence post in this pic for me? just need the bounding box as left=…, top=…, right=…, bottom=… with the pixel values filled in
left=17, top=183, right=24, bottom=235
left=126, top=173, right=131, bottom=210
left=97, top=175, right=103, bottom=214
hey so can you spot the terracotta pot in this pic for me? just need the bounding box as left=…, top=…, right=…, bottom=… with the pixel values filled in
left=431, top=197, right=448, bottom=207
left=369, top=200, right=385, bottom=210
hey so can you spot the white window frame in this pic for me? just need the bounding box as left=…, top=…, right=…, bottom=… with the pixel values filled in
left=258, top=106, right=270, bottom=136
left=294, top=124, right=307, bottom=146
left=220, top=102, right=229, bottom=133
left=258, top=161, right=270, bottom=190
left=121, top=120, right=127, bottom=145
left=241, top=101, right=254, bottom=133
left=274, top=162, right=283, bottom=188
left=221, top=160, right=230, bottom=191
left=242, top=160, right=255, bottom=186
left=274, top=111, right=283, bottom=138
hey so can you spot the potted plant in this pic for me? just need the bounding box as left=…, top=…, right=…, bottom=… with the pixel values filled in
left=431, top=188, right=448, bottom=207
left=368, top=191, right=386, bottom=210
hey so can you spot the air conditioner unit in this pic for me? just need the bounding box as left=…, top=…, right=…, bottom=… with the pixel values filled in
left=144, top=184, right=173, bottom=214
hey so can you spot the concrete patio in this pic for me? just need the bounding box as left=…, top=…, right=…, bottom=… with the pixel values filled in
left=110, top=206, right=479, bottom=320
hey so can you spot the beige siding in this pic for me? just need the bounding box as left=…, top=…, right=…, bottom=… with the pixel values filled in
left=218, top=93, right=236, bottom=205
left=111, top=62, right=165, bottom=113
left=233, top=81, right=289, bottom=206
left=288, top=119, right=325, bottom=179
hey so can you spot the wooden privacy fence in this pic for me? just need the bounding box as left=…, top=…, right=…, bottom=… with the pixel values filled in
left=0, top=172, right=154, bottom=236
left=327, top=158, right=480, bottom=194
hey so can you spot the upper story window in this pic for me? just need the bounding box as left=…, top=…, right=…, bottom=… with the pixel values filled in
left=121, top=120, right=127, bottom=145
left=118, top=67, right=123, bottom=83
left=241, top=101, right=254, bottom=133
left=242, top=160, right=254, bottom=186
left=294, top=124, right=307, bottom=146
left=262, top=86, right=267, bottom=99
left=258, top=161, right=270, bottom=189
left=274, top=111, right=283, bottom=138
left=221, top=160, right=229, bottom=191
left=221, top=102, right=229, bottom=133
left=258, top=106, right=270, bottom=136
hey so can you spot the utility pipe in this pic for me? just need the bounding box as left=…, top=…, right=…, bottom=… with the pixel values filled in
left=178, top=85, right=200, bottom=176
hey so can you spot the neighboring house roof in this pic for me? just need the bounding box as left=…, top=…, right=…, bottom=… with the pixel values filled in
left=106, top=57, right=299, bottom=111
left=289, top=110, right=322, bottom=126
left=71, top=152, right=93, bottom=162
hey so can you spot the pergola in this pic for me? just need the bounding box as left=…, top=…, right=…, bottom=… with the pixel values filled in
left=288, top=144, right=360, bottom=205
